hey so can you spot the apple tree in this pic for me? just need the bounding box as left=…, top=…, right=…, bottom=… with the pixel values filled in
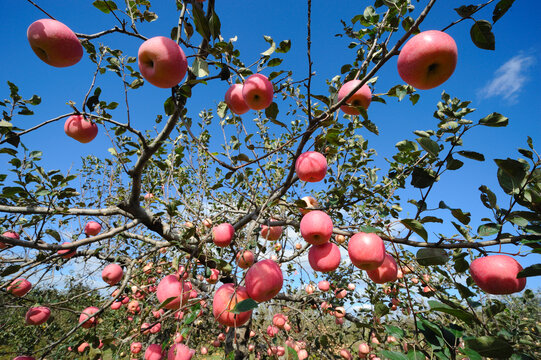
left=0, top=0, right=540, bottom=359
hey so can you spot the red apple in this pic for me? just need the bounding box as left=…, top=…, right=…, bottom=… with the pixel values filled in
left=236, top=250, right=255, bottom=269
left=79, top=306, right=99, bottom=328
left=1, top=231, right=19, bottom=249
left=299, top=196, right=319, bottom=215
left=295, top=151, right=327, bottom=182
left=358, top=343, right=370, bottom=356
left=318, top=280, right=330, bottom=292
left=206, top=268, right=220, bottom=284
left=348, top=232, right=386, bottom=270
left=245, top=259, right=283, bottom=302
left=300, top=210, right=333, bottom=245
left=212, top=283, right=252, bottom=327
left=366, top=254, right=398, bottom=284
left=157, top=275, right=192, bottom=310
left=340, top=349, right=352, bottom=359
left=338, top=80, right=372, bottom=115
left=64, top=115, right=98, bottom=143
left=242, top=74, right=274, bottom=110
left=260, top=219, right=283, bottom=241
left=14, top=357, right=35, bottom=360
left=225, top=83, right=250, bottom=115
left=58, top=241, right=76, bottom=259
left=168, top=343, right=195, bottom=360
left=145, top=344, right=165, bottom=360
left=25, top=306, right=51, bottom=325
left=27, top=19, right=83, bottom=67
left=397, top=30, right=458, bottom=90
left=138, top=36, right=187, bottom=88
left=308, top=242, right=341, bottom=272
left=469, top=255, right=526, bottom=295
left=102, top=263, right=123, bottom=286
left=212, top=223, right=235, bottom=247
left=84, top=221, right=102, bottom=236
left=131, top=342, right=143, bottom=354
left=7, top=278, right=32, bottom=297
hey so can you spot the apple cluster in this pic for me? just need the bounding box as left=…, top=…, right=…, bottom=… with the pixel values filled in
left=224, top=74, right=274, bottom=115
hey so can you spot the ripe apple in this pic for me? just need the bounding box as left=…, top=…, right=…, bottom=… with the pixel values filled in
left=366, top=254, right=398, bottom=284
left=295, top=151, right=327, bottom=182
left=242, top=74, right=274, bottom=110
left=1, top=231, right=19, bottom=249
left=348, top=232, right=386, bottom=270
left=79, top=306, right=99, bottom=328
left=261, top=219, right=282, bottom=240
left=156, top=274, right=191, bottom=310
left=340, top=349, right=352, bottom=360
left=27, top=19, right=83, bottom=67
left=58, top=241, right=76, bottom=259
left=7, top=278, right=32, bottom=297
left=236, top=250, right=255, bottom=269
left=469, top=254, right=526, bottom=294
left=245, top=259, right=283, bottom=302
left=84, top=221, right=102, bottom=236
left=168, top=343, right=195, bottom=360
left=305, top=284, right=315, bottom=294
left=299, top=196, right=319, bottom=215
left=138, top=36, right=187, bottom=88
left=131, top=342, right=143, bottom=354
left=212, top=283, right=253, bottom=327
left=64, top=115, right=98, bottom=143
left=206, top=268, right=220, bottom=284
left=337, top=80, right=372, bottom=115
left=308, top=242, right=341, bottom=272
left=212, top=223, right=235, bottom=247
left=397, top=30, right=458, bottom=90
left=300, top=210, right=333, bottom=245
left=225, top=83, right=250, bottom=115
left=102, top=263, right=123, bottom=285
left=145, top=344, right=165, bottom=360
left=318, top=280, right=330, bottom=292
left=25, top=306, right=51, bottom=325
left=272, top=313, right=288, bottom=329
left=358, top=343, right=370, bottom=356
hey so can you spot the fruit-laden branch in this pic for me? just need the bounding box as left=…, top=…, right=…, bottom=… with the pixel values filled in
left=0, top=220, right=140, bottom=251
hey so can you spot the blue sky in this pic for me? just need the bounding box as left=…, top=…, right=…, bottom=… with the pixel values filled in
left=1, top=1, right=540, bottom=289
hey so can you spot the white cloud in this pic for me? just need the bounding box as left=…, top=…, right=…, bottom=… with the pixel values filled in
left=478, top=54, right=536, bottom=103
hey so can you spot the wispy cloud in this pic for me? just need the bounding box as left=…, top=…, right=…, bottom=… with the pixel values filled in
left=478, top=54, right=536, bottom=103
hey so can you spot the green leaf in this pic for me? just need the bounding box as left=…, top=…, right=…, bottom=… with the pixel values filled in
left=516, top=263, right=541, bottom=278
left=407, top=349, right=427, bottom=360
left=454, top=5, right=479, bottom=17
left=464, top=336, right=513, bottom=358
left=230, top=298, right=258, bottom=313
left=457, top=150, right=485, bottom=161
left=380, top=350, right=408, bottom=360
left=446, top=157, right=464, bottom=170
left=479, top=185, right=497, bottom=209
left=276, top=40, right=291, bottom=54
left=470, top=20, right=495, bottom=50
left=261, top=35, right=276, bottom=56
left=428, top=301, right=475, bottom=324
left=477, top=223, right=501, bottom=237
left=374, top=302, right=390, bottom=317
left=384, top=325, right=404, bottom=339
left=158, top=296, right=177, bottom=310
left=209, top=10, right=221, bottom=39
left=417, top=138, right=440, bottom=158
left=416, top=248, right=449, bottom=266
left=191, top=58, right=209, bottom=78
left=164, top=97, right=175, bottom=116
left=192, top=3, right=210, bottom=40
left=479, top=112, right=508, bottom=127
left=286, top=346, right=299, bottom=360
left=267, top=58, right=283, bottom=67
left=401, top=219, right=428, bottom=241
left=92, top=0, right=118, bottom=13
left=1, top=265, right=21, bottom=276
left=411, top=167, right=437, bottom=189
left=493, top=0, right=515, bottom=23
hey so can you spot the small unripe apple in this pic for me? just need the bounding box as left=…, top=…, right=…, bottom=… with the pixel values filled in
left=242, top=74, right=274, bottom=110
left=338, top=80, right=372, bottom=115
left=138, top=36, right=187, bottom=88
left=84, top=221, right=102, bottom=236
left=212, top=223, right=235, bottom=247
left=27, top=19, right=83, bottom=67
left=308, top=242, right=341, bottom=272
left=295, top=151, right=327, bottom=182
left=64, top=115, right=98, bottom=144
left=469, top=255, right=526, bottom=294
left=300, top=210, right=333, bottom=245
left=397, top=30, right=458, bottom=90
left=225, top=83, right=250, bottom=115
